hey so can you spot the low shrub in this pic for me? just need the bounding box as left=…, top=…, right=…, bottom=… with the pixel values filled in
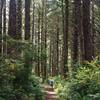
left=55, top=59, right=100, bottom=100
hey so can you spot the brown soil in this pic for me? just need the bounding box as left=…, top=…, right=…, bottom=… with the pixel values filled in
left=45, top=86, right=58, bottom=100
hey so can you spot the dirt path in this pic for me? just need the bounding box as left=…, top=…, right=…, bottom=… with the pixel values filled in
left=45, top=86, right=58, bottom=100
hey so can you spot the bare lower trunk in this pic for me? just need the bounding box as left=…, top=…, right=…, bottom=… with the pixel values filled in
left=83, top=0, right=94, bottom=61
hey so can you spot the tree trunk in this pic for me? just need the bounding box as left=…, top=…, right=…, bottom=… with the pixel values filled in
left=41, top=0, right=47, bottom=80
left=51, top=16, right=59, bottom=76
left=56, top=16, right=59, bottom=75
left=72, top=0, right=84, bottom=65
left=25, top=0, right=31, bottom=40
left=82, top=0, right=94, bottom=61
left=32, top=0, right=35, bottom=45
left=8, top=0, right=17, bottom=39
left=8, top=0, right=17, bottom=58
left=16, top=0, right=22, bottom=39
left=0, top=0, right=3, bottom=54
left=91, top=0, right=95, bottom=58
left=3, top=0, right=7, bottom=55
left=78, top=0, right=85, bottom=64
left=37, top=10, right=41, bottom=76
left=62, top=0, right=69, bottom=77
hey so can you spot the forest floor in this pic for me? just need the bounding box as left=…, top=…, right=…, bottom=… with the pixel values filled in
left=45, top=85, right=58, bottom=100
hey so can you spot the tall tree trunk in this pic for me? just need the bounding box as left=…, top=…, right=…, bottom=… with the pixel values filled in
left=91, top=0, right=95, bottom=57
left=62, top=0, right=69, bottom=77
left=72, top=0, right=83, bottom=65
left=79, top=0, right=84, bottom=63
left=56, top=16, right=59, bottom=74
left=49, top=39, right=52, bottom=76
left=32, top=0, right=35, bottom=45
left=41, top=0, right=47, bottom=80
left=51, top=16, right=59, bottom=76
left=25, top=0, right=31, bottom=40
left=16, top=0, right=22, bottom=39
left=61, top=0, right=64, bottom=76
left=41, top=0, right=44, bottom=78
left=0, top=0, right=3, bottom=54
left=14, top=0, right=22, bottom=57
left=82, top=0, right=94, bottom=61
left=8, top=0, right=17, bottom=58
left=37, top=10, right=41, bottom=76
left=52, top=31, right=57, bottom=76
left=44, top=0, right=47, bottom=79
left=3, top=0, right=7, bottom=55
left=8, top=0, right=17, bottom=39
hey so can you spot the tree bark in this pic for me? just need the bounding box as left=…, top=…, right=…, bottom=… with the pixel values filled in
left=62, top=0, right=69, bottom=77
left=0, top=0, right=3, bottom=54
left=32, top=0, right=35, bottom=45
left=82, top=0, right=94, bottom=61
left=72, top=0, right=84, bottom=65
left=8, top=0, right=17, bottom=39
left=8, top=0, right=17, bottom=58
left=41, top=0, right=47, bottom=80
left=37, top=10, right=41, bottom=76
left=25, top=0, right=31, bottom=40
left=16, top=0, right=22, bottom=39
left=91, top=0, right=95, bottom=57
left=3, top=0, right=7, bottom=55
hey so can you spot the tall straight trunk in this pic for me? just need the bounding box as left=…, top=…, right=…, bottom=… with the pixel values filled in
left=82, top=0, right=94, bottom=61
left=37, top=10, right=41, bottom=76
left=41, top=0, right=47, bottom=80
left=34, top=31, right=38, bottom=75
left=56, top=16, right=59, bottom=74
left=8, top=0, right=17, bottom=39
left=62, top=0, right=69, bottom=77
left=8, top=0, right=17, bottom=58
left=72, top=0, right=79, bottom=64
left=61, top=0, right=64, bottom=76
left=13, top=0, right=22, bottom=57
left=49, top=39, right=52, bottom=76
left=41, top=0, right=44, bottom=78
left=72, top=0, right=83, bottom=65
left=0, top=0, right=3, bottom=54
left=32, top=0, right=35, bottom=44
left=44, top=0, right=47, bottom=79
left=91, top=0, right=95, bottom=57
left=62, top=0, right=65, bottom=36
left=52, top=31, right=57, bottom=76
left=52, top=16, right=59, bottom=76
left=16, top=0, right=22, bottom=39
left=79, top=0, right=84, bottom=63
left=3, top=0, right=7, bottom=55
left=25, top=0, right=31, bottom=40
left=3, top=0, right=6, bottom=35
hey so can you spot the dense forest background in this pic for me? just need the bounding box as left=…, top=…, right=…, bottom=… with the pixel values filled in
left=0, top=0, right=100, bottom=100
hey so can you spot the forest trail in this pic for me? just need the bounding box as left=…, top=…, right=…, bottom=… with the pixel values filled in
left=45, top=86, right=58, bottom=100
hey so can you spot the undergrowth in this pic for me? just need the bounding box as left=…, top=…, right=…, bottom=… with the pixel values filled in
left=54, top=58, right=100, bottom=100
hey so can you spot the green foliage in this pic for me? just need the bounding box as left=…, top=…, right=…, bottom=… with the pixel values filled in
left=54, top=59, right=100, bottom=100
left=0, top=57, right=16, bottom=100
left=0, top=45, right=44, bottom=100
